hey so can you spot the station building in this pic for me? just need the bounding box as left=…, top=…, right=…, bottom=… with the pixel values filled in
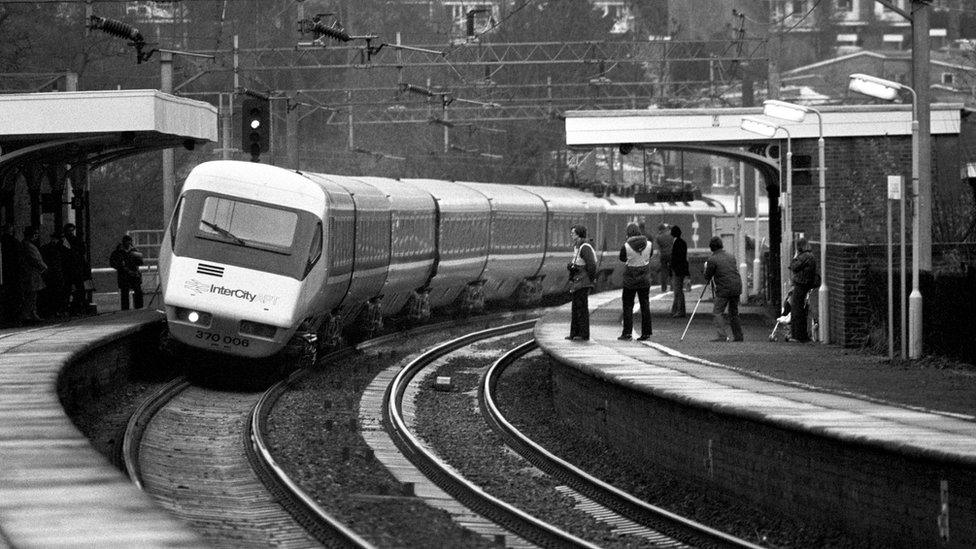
left=0, top=90, right=217, bottom=317
left=565, top=103, right=976, bottom=347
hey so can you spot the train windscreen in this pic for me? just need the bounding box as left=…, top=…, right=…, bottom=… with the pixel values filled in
left=172, top=190, right=320, bottom=280
left=200, top=197, right=298, bottom=251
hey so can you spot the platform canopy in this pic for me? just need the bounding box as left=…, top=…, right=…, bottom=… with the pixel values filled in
left=564, top=103, right=963, bottom=148
left=0, top=89, right=217, bottom=172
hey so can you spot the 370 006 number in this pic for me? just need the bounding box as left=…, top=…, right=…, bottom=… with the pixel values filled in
left=195, top=330, right=250, bottom=347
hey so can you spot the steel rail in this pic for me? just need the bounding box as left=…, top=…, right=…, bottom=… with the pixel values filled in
left=481, top=341, right=768, bottom=549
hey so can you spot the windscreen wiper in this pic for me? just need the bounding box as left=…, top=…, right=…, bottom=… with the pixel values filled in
left=201, top=220, right=247, bottom=246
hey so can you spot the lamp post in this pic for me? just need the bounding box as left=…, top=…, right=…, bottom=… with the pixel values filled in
left=762, top=100, right=828, bottom=344
left=741, top=116, right=792, bottom=306
left=848, top=73, right=922, bottom=359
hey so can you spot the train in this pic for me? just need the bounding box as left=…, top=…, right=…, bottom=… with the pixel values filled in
left=158, top=160, right=727, bottom=364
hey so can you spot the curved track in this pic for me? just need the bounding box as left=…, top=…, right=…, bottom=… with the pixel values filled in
left=384, top=320, right=601, bottom=548
left=124, top=369, right=369, bottom=548
left=482, top=341, right=766, bottom=549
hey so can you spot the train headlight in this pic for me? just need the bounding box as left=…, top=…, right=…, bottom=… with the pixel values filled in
left=175, top=307, right=212, bottom=326
left=239, top=319, right=278, bottom=339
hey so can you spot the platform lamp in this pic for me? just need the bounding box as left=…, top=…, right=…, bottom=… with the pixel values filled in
left=848, top=73, right=921, bottom=358
left=741, top=117, right=792, bottom=307
left=762, top=99, right=828, bottom=344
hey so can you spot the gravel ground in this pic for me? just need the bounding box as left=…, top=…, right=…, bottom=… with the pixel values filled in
left=266, top=324, right=503, bottom=548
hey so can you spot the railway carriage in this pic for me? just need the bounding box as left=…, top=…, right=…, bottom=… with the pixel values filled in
left=356, top=177, right=437, bottom=319
left=456, top=182, right=548, bottom=304
left=402, top=178, right=492, bottom=312
left=159, top=160, right=728, bottom=364
left=601, top=195, right=727, bottom=288
left=514, top=186, right=605, bottom=297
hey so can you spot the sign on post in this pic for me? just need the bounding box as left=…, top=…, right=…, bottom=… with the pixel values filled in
left=887, top=175, right=902, bottom=200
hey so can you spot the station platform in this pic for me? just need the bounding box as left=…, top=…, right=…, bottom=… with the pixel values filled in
left=0, top=309, right=204, bottom=548
left=534, top=287, right=976, bottom=547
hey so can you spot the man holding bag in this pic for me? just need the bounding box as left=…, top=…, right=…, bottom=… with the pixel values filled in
left=566, top=224, right=597, bottom=341
left=618, top=222, right=652, bottom=340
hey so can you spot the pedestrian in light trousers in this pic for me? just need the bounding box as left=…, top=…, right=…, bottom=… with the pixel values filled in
left=617, top=222, right=652, bottom=340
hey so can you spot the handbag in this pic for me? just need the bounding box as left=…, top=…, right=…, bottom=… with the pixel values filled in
left=567, top=244, right=593, bottom=293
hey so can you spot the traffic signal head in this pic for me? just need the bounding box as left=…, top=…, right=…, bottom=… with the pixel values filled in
left=241, top=97, right=270, bottom=157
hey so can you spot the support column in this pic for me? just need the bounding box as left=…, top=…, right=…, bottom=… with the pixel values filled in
left=161, top=50, right=176, bottom=230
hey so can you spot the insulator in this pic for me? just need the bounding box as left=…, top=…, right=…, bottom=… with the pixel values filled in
left=311, top=21, right=350, bottom=42
left=90, top=16, right=143, bottom=43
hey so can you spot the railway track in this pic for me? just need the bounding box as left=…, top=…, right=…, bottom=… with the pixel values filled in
left=385, top=321, right=765, bottom=548
left=482, top=341, right=765, bottom=549
left=121, top=315, right=768, bottom=547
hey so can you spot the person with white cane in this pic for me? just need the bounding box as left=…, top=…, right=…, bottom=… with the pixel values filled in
left=702, top=236, right=743, bottom=342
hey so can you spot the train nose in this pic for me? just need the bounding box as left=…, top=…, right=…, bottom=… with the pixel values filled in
left=166, top=306, right=290, bottom=359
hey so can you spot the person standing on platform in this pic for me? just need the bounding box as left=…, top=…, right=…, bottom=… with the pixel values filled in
left=654, top=223, right=673, bottom=292
left=669, top=225, right=689, bottom=318
left=617, top=222, right=652, bottom=340
left=39, top=230, right=68, bottom=318
left=1, top=224, right=22, bottom=325
left=703, top=236, right=743, bottom=342
left=61, top=224, right=91, bottom=315
left=18, top=226, right=47, bottom=324
left=789, top=237, right=818, bottom=343
left=110, top=234, right=144, bottom=310
left=566, top=224, right=597, bottom=341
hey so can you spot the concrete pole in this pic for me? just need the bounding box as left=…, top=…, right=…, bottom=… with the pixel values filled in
left=912, top=0, right=931, bottom=273
left=221, top=93, right=232, bottom=160
left=160, top=50, right=175, bottom=230
left=738, top=162, right=747, bottom=304
left=753, top=168, right=762, bottom=296
left=286, top=100, right=299, bottom=170
left=910, top=0, right=930, bottom=357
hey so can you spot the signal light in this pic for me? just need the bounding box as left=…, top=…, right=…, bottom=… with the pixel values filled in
left=240, top=97, right=270, bottom=160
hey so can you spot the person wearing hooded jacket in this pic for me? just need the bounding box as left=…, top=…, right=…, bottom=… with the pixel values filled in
left=617, top=222, right=652, bottom=340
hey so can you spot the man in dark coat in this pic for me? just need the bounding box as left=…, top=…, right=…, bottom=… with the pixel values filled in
left=110, top=234, right=144, bottom=310
left=0, top=224, right=22, bottom=324
left=40, top=230, right=67, bottom=318
left=703, top=236, right=743, bottom=342
left=669, top=225, right=689, bottom=318
left=789, top=237, right=818, bottom=343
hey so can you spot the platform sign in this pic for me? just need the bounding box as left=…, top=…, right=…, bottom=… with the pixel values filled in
left=887, top=175, right=902, bottom=200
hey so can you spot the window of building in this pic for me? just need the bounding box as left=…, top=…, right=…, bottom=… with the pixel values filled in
left=942, top=73, right=955, bottom=86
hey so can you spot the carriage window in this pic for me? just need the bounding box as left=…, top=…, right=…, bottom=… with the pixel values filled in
left=199, top=197, right=298, bottom=250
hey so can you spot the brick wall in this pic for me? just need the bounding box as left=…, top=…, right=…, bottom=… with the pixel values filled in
left=821, top=241, right=976, bottom=350
left=550, top=360, right=976, bottom=547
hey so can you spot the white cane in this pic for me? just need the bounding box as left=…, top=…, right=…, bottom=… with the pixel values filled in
left=680, top=282, right=712, bottom=341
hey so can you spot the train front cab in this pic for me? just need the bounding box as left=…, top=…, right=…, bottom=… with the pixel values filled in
left=159, top=161, right=327, bottom=359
